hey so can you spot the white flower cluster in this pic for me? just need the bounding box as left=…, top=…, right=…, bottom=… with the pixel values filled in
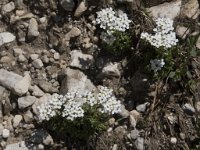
left=141, top=18, right=178, bottom=49
left=93, top=7, right=131, bottom=32
left=97, top=86, right=121, bottom=114
left=37, top=86, right=121, bottom=122
left=150, top=59, right=165, bottom=72
left=100, top=31, right=116, bottom=45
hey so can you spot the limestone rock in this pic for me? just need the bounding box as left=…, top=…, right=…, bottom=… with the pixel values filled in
left=70, top=50, right=94, bottom=70
left=147, top=0, right=181, bottom=20
left=60, top=68, right=96, bottom=95
left=18, top=95, right=37, bottom=109
left=74, top=1, right=88, bottom=17
left=0, top=69, right=31, bottom=96
left=13, top=115, right=23, bottom=128
left=176, top=25, right=190, bottom=39
left=0, top=32, right=16, bottom=46
left=2, top=2, right=15, bottom=14
left=27, top=18, right=39, bottom=39
left=181, top=0, right=199, bottom=19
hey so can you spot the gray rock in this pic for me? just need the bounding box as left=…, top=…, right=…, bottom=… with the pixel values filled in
left=23, top=110, right=33, bottom=123
left=183, top=103, right=195, bottom=115
left=32, top=59, right=43, bottom=69
left=0, top=32, right=16, bottom=46
left=136, top=102, right=149, bottom=113
left=60, top=0, right=75, bottom=11
left=30, top=54, right=39, bottom=60
left=181, top=0, right=199, bottom=19
left=176, top=25, right=190, bottom=40
left=134, top=137, right=144, bottom=150
left=65, top=27, right=81, bottom=41
left=2, top=2, right=15, bottom=14
left=13, top=115, right=23, bottom=128
left=98, top=62, right=121, bottom=79
left=0, top=69, right=31, bottom=96
left=0, top=124, right=3, bottom=136
left=2, top=129, right=10, bottom=138
left=53, top=52, right=60, bottom=60
left=38, top=80, right=58, bottom=93
left=74, top=0, right=88, bottom=17
left=70, top=50, right=94, bottom=70
left=60, top=68, right=96, bottom=95
left=31, top=85, right=44, bottom=97
left=13, top=47, right=24, bottom=56
left=27, top=18, right=39, bottom=39
left=129, top=115, right=137, bottom=128
left=18, top=54, right=27, bottom=62
left=119, top=105, right=130, bottom=118
left=18, top=95, right=37, bottom=109
left=147, top=0, right=181, bottom=20
left=112, top=144, right=118, bottom=150
left=130, top=129, right=139, bottom=140
left=170, top=137, right=177, bottom=144
left=4, top=141, right=28, bottom=150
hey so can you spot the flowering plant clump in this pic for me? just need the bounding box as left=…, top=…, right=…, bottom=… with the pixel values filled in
left=140, top=17, right=179, bottom=76
left=93, top=7, right=131, bottom=32
left=37, top=86, right=121, bottom=139
left=141, top=18, right=178, bottom=49
left=93, top=7, right=132, bottom=54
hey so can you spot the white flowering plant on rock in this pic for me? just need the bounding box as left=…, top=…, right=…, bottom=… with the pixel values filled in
left=37, top=86, right=121, bottom=139
left=93, top=7, right=132, bottom=54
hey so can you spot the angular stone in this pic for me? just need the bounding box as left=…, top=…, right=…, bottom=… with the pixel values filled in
left=182, top=103, right=195, bottom=115
left=31, top=85, right=44, bottom=97
left=27, top=18, right=39, bottom=39
left=181, top=0, right=199, bottom=19
left=32, top=59, right=43, bottom=69
left=23, top=110, right=33, bottom=123
left=60, top=68, right=96, bottom=95
left=70, top=50, right=94, bottom=70
left=147, top=0, right=181, bottom=20
left=98, top=62, right=121, bottom=79
left=38, top=80, right=58, bottom=93
left=0, top=69, right=31, bottom=96
left=74, top=1, right=88, bottom=17
left=196, top=36, right=200, bottom=49
left=65, top=27, right=81, bottom=41
left=134, top=137, right=144, bottom=150
left=2, top=2, right=15, bottom=14
left=176, top=25, right=190, bottom=39
left=18, top=95, right=37, bottom=109
left=0, top=32, right=16, bottom=46
left=2, top=129, right=10, bottom=138
left=13, top=115, right=23, bottom=128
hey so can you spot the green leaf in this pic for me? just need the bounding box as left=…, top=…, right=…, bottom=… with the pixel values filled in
left=169, top=71, right=175, bottom=78
left=190, top=48, right=197, bottom=57
left=186, top=71, right=193, bottom=79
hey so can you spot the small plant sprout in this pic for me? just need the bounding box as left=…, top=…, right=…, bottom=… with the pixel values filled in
left=141, top=18, right=178, bottom=49
left=150, top=59, right=165, bottom=72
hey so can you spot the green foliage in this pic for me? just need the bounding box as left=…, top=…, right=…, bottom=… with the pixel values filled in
left=102, top=31, right=132, bottom=55
left=43, top=103, right=108, bottom=140
left=144, top=36, right=199, bottom=91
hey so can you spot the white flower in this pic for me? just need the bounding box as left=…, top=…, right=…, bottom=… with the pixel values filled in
left=141, top=18, right=178, bottom=49
left=150, top=59, right=165, bottom=72
left=94, top=8, right=131, bottom=32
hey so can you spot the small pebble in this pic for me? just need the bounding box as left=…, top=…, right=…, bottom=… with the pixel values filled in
left=170, top=137, right=177, bottom=144
left=2, top=129, right=10, bottom=138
